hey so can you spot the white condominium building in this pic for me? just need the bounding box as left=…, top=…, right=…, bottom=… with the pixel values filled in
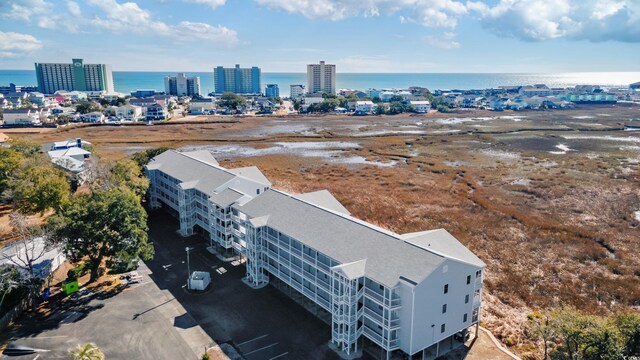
left=164, top=73, right=201, bottom=97
left=290, top=84, right=305, bottom=101
left=146, top=150, right=484, bottom=360
left=307, top=61, right=336, bottom=95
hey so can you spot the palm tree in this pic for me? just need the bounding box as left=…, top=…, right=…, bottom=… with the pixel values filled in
left=69, top=343, right=105, bottom=360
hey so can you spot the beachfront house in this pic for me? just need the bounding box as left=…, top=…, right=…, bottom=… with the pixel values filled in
left=79, top=112, right=105, bottom=123
left=355, top=100, right=377, bottom=115
left=115, top=104, right=143, bottom=121
left=2, top=109, right=43, bottom=126
left=189, top=97, right=216, bottom=115
left=145, top=103, right=168, bottom=121
left=410, top=101, right=431, bottom=113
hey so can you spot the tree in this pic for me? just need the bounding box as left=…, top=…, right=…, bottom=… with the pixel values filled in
left=10, top=164, right=70, bottom=214
left=0, top=264, right=22, bottom=315
left=0, top=148, right=23, bottom=194
left=292, top=100, right=301, bottom=111
left=374, top=104, right=387, bottom=115
left=52, top=188, right=153, bottom=282
left=582, top=321, right=622, bottom=360
left=10, top=165, right=70, bottom=214
left=2, top=213, right=52, bottom=309
left=615, top=313, right=640, bottom=356
left=76, top=102, right=101, bottom=114
left=108, top=159, right=150, bottom=198
left=131, top=147, right=171, bottom=170
left=10, top=140, right=41, bottom=155
left=527, top=311, right=557, bottom=360
left=219, top=92, right=246, bottom=113
left=70, top=343, right=105, bottom=360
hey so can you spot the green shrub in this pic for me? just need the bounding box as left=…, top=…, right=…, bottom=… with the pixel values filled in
left=67, top=262, right=89, bottom=279
left=201, top=353, right=210, bottom=360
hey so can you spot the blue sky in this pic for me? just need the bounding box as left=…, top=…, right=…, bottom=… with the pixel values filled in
left=0, top=0, right=639, bottom=72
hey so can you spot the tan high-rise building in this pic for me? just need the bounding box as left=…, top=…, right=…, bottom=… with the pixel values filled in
left=306, top=61, right=336, bottom=95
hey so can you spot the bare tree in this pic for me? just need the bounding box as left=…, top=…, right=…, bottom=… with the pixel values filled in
left=1, top=213, right=51, bottom=309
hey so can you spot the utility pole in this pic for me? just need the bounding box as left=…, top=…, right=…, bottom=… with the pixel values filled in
left=186, top=247, right=191, bottom=290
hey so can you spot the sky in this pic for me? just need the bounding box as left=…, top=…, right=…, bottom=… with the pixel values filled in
left=0, top=0, right=639, bottom=73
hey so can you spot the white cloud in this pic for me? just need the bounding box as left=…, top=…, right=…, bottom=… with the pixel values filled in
left=0, top=0, right=51, bottom=22
left=174, top=22, right=239, bottom=45
left=469, top=0, right=640, bottom=42
left=424, top=32, right=460, bottom=49
left=254, top=0, right=469, bottom=28
left=0, top=32, right=43, bottom=57
left=84, top=0, right=238, bottom=44
left=67, top=1, right=81, bottom=16
left=183, top=0, right=227, bottom=10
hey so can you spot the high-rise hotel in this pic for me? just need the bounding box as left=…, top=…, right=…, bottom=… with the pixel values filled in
left=307, top=60, right=336, bottom=95
left=214, top=64, right=261, bottom=95
left=34, top=58, right=114, bottom=94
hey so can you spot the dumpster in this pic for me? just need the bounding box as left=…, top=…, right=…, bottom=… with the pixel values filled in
left=188, top=271, right=211, bottom=291
left=61, top=279, right=79, bottom=295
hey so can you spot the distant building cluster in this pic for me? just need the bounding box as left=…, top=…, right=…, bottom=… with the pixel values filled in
left=2, top=56, right=640, bottom=128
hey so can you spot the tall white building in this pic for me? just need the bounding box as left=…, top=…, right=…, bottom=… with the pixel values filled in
left=146, top=150, right=485, bottom=360
left=35, top=58, right=114, bottom=94
left=307, top=61, right=336, bottom=95
left=290, top=84, right=305, bottom=101
left=164, top=73, right=201, bottom=96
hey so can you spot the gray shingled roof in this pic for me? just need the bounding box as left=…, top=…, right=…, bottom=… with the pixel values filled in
left=210, top=188, right=245, bottom=208
left=234, top=189, right=447, bottom=288
left=294, top=190, right=350, bottom=215
left=400, top=230, right=484, bottom=267
left=147, top=150, right=235, bottom=196
left=228, top=166, right=271, bottom=186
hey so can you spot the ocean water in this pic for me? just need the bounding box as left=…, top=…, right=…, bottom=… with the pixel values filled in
left=1, top=70, right=638, bottom=97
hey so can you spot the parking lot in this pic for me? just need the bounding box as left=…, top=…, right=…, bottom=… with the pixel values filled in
left=145, top=210, right=342, bottom=360
left=0, top=260, right=210, bottom=360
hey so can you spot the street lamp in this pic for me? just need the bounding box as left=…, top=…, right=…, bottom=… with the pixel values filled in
left=186, top=247, right=192, bottom=290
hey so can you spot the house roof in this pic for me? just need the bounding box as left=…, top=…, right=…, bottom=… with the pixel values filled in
left=228, top=166, right=270, bottom=186
left=3, top=109, right=34, bottom=114
left=399, top=229, right=484, bottom=267
left=146, top=150, right=271, bottom=200
left=234, top=189, right=458, bottom=288
left=294, top=190, right=350, bottom=215
left=48, top=147, right=91, bottom=159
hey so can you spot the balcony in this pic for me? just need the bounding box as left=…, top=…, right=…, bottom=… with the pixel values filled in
left=363, top=307, right=384, bottom=325
left=364, top=287, right=385, bottom=303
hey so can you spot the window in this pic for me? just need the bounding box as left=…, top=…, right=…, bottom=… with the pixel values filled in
left=476, top=270, right=482, bottom=278
left=465, top=294, right=469, bottom=304
left=256, top=189, right=260, bottom=195
left=444, top=284, right=449, bottom=294
left=442, top=304, right=447, bottom=314
left=463, top=313, right=468, bottom=322
left=467, top=275, right=471, bottom=285
left=441, top=324, right=446, bottom=333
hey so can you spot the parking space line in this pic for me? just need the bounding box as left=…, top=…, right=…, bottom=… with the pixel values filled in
left=236, top=334, right=268, bottom=347
left=269, top=352, right=288, bottom=360
left=244, top=342, right=278, bottom=356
